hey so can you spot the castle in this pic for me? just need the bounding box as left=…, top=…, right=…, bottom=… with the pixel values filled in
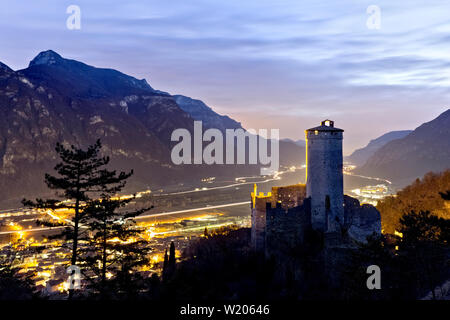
left=251, top=120, right=381, bottom=253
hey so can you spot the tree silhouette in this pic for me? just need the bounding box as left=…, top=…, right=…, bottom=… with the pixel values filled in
left=169, top=242, right=176, bottom=267
left=169, top=241, right=176, bottom=275
left=398, top=211, right=450, bottom=299
left=79, top=183, right=152, bottom=299
left=162, top=249, right=169, bottom=282
left=22, top=139, right=142, bottom=298
left=162, top=242, right=176, bottom=283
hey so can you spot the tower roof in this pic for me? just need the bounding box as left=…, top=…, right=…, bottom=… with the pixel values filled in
left=306, top=119, right=343, bottom=132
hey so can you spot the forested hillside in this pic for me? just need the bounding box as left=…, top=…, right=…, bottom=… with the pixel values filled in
left=377, top=170, right=450, bottom=234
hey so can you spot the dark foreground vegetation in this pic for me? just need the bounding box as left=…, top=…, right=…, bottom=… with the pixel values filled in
left=1, top=210, right=450, bottom=300
left=158, top=208, right=450, bottom=300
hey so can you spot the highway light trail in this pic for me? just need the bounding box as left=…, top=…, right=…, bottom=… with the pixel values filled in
left=0, top=226, right=65, bottom=235
left=343, top=171, right=392, bottom=185
left=0, top=201, right=251, bottom=234
left=150, top=221, right=236, bottom=236
left=134, top=201, right=250, bottom=220
left=159, top=169, right=292, bottom=196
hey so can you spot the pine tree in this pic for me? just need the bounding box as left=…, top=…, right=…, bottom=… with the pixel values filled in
left=161, top=243, right=177, bottom=282
left=169, top=241, right=176, bottom=271
left=162, top=249, right=169, bottom=282
left=22, top=139, right=136, bottom=298
left=398, top=211, right=450, bottom=299
left=80, top=196, right=153, bottom=298
left=76, top=161, right=153, bottom=299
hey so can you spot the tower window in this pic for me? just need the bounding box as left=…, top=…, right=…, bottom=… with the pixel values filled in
left=325, top=195, right=331, bottom=211
left=314, top=130, right=318, bottom=135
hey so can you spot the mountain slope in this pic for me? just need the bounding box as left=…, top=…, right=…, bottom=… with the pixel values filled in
left=20, top=50, right=194, bottom=143
left=26, top=50, right=155, bottom=97
left=0, top=62, right=13, bottom=74
left=173, top=95, right=242, bottom=132
left=1, top=51, right=253, bottom=207
left=0, top=53, right=187, bottom=206
left=0, top=50, right=307, bottom=207
left=174, top=95, right=306, bottom=167
left=0, top=51, right=300, bottom=207
left=356, top=110, right=450, bottom=187
left=347, top=130, right=412, bottom=166
left=281, top=139, right=305, bottom=147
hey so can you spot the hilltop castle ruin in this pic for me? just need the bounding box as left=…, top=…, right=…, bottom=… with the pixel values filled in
left=251, top=120, right=381, bottom=254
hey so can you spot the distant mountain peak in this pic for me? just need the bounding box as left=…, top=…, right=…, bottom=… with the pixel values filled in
left=23, top=49, right=157, bottom=97
left=367, top=130, right=412, bottom=147
left=346, top=130, right=412, bottom=167
left=356, top=109, right=450, bottom=187
left=29, top=50, right=64, bottom=67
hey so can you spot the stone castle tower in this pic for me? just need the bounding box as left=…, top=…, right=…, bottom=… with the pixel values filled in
left=251, top=119, right=381, bottom=252
left=305, top=120, right=344, bottom=232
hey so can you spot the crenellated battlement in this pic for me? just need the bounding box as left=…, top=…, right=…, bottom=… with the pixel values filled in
left=250, top=183, right=307, bottom=251
left=251, top=183, right=306, bottom=211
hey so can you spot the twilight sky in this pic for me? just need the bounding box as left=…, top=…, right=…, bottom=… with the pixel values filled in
left=1, top=0, right=449, bottom=154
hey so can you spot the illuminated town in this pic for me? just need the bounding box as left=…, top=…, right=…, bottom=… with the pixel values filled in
left=0, top=159, right=393, bottom=298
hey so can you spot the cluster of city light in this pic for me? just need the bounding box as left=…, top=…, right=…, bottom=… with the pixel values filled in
left=0, top=180, right=259, bottom=294
left=350, top=184, right=391, bottom=206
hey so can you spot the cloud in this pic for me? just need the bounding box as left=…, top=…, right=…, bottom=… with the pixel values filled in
left=1, top=0, right=450, bottom=151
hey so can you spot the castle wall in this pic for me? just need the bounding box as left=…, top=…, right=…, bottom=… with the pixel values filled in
left=271, top=184, right=306, bottom=210
left=250, top=184, right=306, bottom=251
left=265, top=198, right=311, bottom=258
left=251, top=193, right=271, bottom=251
left=343, top=195, right=381, bottom=242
